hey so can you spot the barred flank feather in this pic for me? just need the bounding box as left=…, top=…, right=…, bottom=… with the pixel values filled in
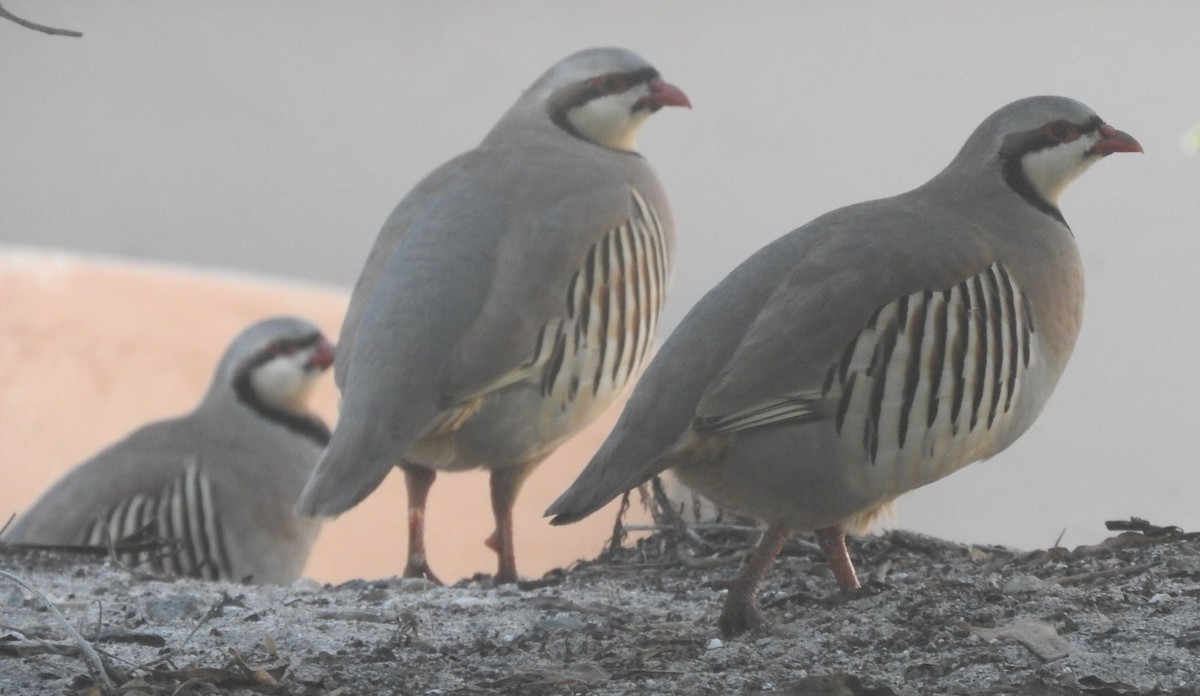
left=85, top=460, right=233, bottom=580
left=695, top=262, right=1035, bottom=489
left=540, top=188, right=670, bottom=411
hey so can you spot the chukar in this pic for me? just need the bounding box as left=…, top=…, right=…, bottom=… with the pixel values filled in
left=548, top=96, right=1141, bottom=635
left=3, top=316, right=335, bottom=584
left=294, top=47, right=688, bottom=584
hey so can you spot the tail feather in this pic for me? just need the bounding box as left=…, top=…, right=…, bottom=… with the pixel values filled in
left=294, top=438, right=394, bottom=518
left=546, top=429, right=722, bottom=525
left=545, top=448, right=673, bottom=526
left=546, top=477, right=633, bottom=526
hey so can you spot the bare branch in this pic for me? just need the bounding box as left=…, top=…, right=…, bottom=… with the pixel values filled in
left=0, top=2, right=83, bottom=37
left=0, top=569, right=114, bottom=692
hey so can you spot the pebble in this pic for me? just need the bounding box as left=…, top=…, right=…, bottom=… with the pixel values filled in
left=532, top=615, right=587, bottom=632
left=449, top=596, right=493, bottom=609
left=394, top=577, right=438, bottom=593
left=706, top=638, right=724, bottom=650
left=1002, top=574, right=1048, bottom=594
left=144, top=593, right=208, bottom=622
left=289, top=577, right=322, bottom=594
left=1166, top=556, right=1200, bottom=574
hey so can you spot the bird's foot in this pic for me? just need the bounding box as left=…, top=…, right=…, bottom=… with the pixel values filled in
left=718, top=589, right=766, bottom=637
left=403, top=559, right=443, bottom=586
left=817, top=577, right=888, bottom=610
left=484, top=529, right=518, bottom=585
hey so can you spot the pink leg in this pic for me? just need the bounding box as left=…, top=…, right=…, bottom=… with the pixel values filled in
left=717, top=523, right=789, bottom=637
left=816, top=525, right=861, bottom=591
left=484, top=467, right=529, bottom=584
left=402, top=465, right=442, bottom=585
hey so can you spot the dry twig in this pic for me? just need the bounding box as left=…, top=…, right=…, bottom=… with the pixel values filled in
left=605, top=490, right=632, bottom=558
left=0, top=2, right=82, bottom=37
left=0, top=569, right=114, bottom=692
left=1052, top=562, right=1154, bottom=587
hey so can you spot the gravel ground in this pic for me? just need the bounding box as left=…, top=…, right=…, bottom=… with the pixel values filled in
left=3, top=509, right=1200, bottom=695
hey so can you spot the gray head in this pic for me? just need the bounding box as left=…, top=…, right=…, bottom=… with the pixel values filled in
left=494, top=46, right=690, bottom=152
left=209, top=316, right=335, bottom=417
left=939, top=95, right=1142, bottom=223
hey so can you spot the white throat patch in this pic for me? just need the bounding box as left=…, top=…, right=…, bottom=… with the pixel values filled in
left=1020, top=134, right=1100, bottom=206
left=250, top=350, right=318, bottom=413
left=566, top=85, right=653, bottom=152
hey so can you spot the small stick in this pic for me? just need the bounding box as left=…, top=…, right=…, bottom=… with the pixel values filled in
left=674, top=544, right=747, bottom=569
left=0, top=569, right=114, bottom=692
left=605, top=490, right=632, bottom=557
left=1052, top=562, right=1153, bottom=586
left=649, top=477, right=713, bottom=552
left=622, top=522, right=762, bottom=534
left=0, top=2, right=83, bottom=37
left=620, top=523, right=824, bottom=552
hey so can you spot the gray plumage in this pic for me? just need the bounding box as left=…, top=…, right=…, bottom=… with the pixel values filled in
left=4, top=316, right=335, bottom=584
left=547, top=96, right=1141, bottom=634
left=294, top=47, right=689, bottom=583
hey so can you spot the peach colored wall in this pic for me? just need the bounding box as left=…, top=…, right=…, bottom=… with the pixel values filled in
left=0, top=250, right=642, bottom=584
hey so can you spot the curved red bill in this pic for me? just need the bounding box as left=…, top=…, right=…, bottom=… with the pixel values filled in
left=639, top=78, right=691, bottom=111
left=308, top=337, right=336, bottom=370
left=1090, top=124, right=1143, bottom=156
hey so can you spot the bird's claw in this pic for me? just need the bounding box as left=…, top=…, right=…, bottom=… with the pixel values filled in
left=718, top=593, right=767, bottom=637
left=402, top=562, right=444, bottom=586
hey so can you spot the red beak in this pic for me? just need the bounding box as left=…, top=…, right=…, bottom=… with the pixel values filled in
left=308, top=337, right=336, bottom=371
left=1090, top=124, right=1143, bottom=156
left=638, top=78, right=691, bottom=111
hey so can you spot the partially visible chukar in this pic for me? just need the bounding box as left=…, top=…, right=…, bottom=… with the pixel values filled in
left=295, top=47, right=689, bottom=584
left=4, top=316, right=335, bottom=584
left=548, top=96, right=1142, bottom=635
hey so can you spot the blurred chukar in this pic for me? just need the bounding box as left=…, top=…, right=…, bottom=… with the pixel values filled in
left=548, top=96, right=1141, bottom=635
left=295, top=47, right=689, bottom=584
left=3, top=316, right=335, bottom=584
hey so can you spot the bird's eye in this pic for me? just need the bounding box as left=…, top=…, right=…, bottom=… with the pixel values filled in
left=589, top=74, right=628, bottom=94
left=1043, top=121, right=1080, bottom=143
left=273, top=341, right=298, bottom=356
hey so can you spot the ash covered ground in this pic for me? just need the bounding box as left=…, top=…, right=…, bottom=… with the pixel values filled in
left=3, top=512, right=1200, bottom=695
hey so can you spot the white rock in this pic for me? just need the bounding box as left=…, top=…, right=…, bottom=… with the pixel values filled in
left=449, top=596, right=492, bottom=609
left=1002, top=574, right=1048, bottom=594
left=290, top=577, right=322, bottom=594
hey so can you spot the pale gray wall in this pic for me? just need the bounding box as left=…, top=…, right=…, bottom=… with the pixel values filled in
left=3, top=1, right=1198, bottom=550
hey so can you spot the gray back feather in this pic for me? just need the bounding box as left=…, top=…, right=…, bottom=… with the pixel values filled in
left=5, top=317, right=328, bottom=583
left=547, top=96, right=1095, bottom=523
left=299, top=49, right=675, bottom=516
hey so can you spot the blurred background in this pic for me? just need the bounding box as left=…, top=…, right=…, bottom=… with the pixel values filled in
left=2, top=1, right=1198, bottom=584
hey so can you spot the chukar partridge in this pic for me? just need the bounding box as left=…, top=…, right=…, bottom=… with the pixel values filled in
left=548, top=96, right=1141, bottom=635
left=294, top=47, right=689, bottom=584
left=3, top=316, right=335, bottom=584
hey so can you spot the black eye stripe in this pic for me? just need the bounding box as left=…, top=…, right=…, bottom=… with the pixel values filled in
left=556, top=68, right=660, bottom=112
left=998, top=117, right=1100, bottom=226
left=239, top=332, right=321, bottom=372
left=292, top=333, right=321, bottom=350
left=1037, top=118, right=1099, bottom=145
left=548, top=67, right=661, bottom=149
left=621, top=67, right=659, bottom=88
